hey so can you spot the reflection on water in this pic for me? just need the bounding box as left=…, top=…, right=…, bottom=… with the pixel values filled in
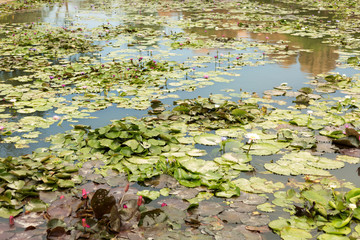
left=176, top=8, right=339, bottom=77
left=0, top=0, right=340, bottom=77
left=249, top=32, right=339, bottom=76
left=0, top=0, right=79, bottom=26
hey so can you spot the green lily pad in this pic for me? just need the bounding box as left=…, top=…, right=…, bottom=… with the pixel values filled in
left=280, top=226, right=313, bottom=240
left=177, top=156, right=218, bottom=173
left=257, top=202, right=276, bottom=212
left=221, top=152, right=251, bottom=163
left=0, top=207, right=23, bottom=218
left=194, top=133, right=222, bottom=146
left=25, top=199, right=47, bottom=212
left=57, top=179, right=75, bottom=188
left=137, top=190, right=161, bottom=200
left=322, top=224, right=351, bottom=235
left=317, top=234, right=350, bottom=240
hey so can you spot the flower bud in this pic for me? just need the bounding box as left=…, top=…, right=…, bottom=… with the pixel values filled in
left=137, top=196, right=143, bottom=206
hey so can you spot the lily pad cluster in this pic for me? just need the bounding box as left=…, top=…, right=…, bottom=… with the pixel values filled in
left=0, top=0, right=56, bottom=15
left=48, top=119, right=262, bottom=198
left=0, top=23, right=99, bottom=71
left=164, top=96, right=261, bottom=129
left=1, top=0, right=360, bottom=239
left=31, top=183, right=271, bottom=239
left=265, top=151, right=345, bottom=176
left=45, top=188, right=145, bottom=239
left=0, top=150, right=81, bottom=218
left=270, top=184, right=360, bottom=239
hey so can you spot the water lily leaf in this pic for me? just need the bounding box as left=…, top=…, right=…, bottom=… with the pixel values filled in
left=257, top=202, right=276, bottom=212
left=88, top=139, right=101, bottom=148
left=322, top=224, right=351, bottom=235
left=91, top=189, right=116, bottom=219
left=308, top=119, right=327, bottom=130
left=221, top=152, right=251, bottom=163
left=264, top=163, right=292, bottom=176
left=336, top=155, right=360, bottom=164
left=0, top=207, right=23, bottom=218
left=99, top=139, right=113, bottom=148
left=186, top=149, right=207, bottom=157
left=347, top=56, right=359, bottom=65
left=317, top=234, right=350, bottom=240
left=140, top=209, right=167, bottom=227
left=177, top=156, right=218, bottom=173
left=306, top=158, right=344, bottom=170
left=250, top=177, right=284, bottom=193
left=105, top=131, right=120, bottom=139
left=248, top=142, right=289, bottom=155
left=57, top=179, right=75, bottom=188
left=355, top=224, right=360, bottom=234
left=160, top=188, right=170, bottom=196
left=15, top=212, right=45, bottom=228
left=218, top=209, right=245, bottom=224
left=319, top=130, right=345, bottom=139
left=137, top=190, right=160, bottom=200
left=0, top=173, right=17, bottom=183
left=25, top=199, right=47, bottom=212
left=353, top=208, right=360, bottom=220
left=47, top=226, right=67, bottom=239
left=7, top=180, right=25, bottom=190
left=345, top=188, right=360, bottom=204
left=215, top=187, right=240, bottom=198
left=123, top=139, right=139, bottom=151
left=280, top=226, right=312, bottom=240
left=302, top=188, right=332, bottom=206
left=289, top=115, right=309, bottom=126
left=127, top=156, right=159, bottom=165
left=193, top=201, right=224, bottom=216
left=194, top=133, right=222, bottom=146
left=232, top=178, right=253, bottom=193
left=178, top=179, right=201, bottom=188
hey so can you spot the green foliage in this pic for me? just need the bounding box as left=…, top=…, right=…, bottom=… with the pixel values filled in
left=270, top=184, right=360, bottom=239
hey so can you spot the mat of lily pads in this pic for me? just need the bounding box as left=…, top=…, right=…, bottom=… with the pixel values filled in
left=0, top=0, right=360, bottom=239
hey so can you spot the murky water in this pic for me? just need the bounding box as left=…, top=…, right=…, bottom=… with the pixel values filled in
left=0, top=1, right=359, bottom=238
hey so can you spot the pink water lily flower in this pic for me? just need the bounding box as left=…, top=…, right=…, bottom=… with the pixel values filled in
left=82, top=189, right=89, bottom=199
left=9, top=216, right=14, bottom=226
left=124, top=183, right=130, bottom=193
left=137, top=196, right=143, bottom=206
left=82, top=218, right=90, bottom=228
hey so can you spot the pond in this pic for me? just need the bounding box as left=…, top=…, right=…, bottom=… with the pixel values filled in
left=0, top=0, right=360, bottom=239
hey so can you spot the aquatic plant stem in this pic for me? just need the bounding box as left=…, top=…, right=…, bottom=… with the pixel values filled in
left=247, top=141, right=253, bottom=154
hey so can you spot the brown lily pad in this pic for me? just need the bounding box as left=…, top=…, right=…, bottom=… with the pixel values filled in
left=193, top=202, right=224, bottom=216
left=229, top=201, right=257, bottom=212
left=218, top=210, right=247, bottom=224
left=237, top=192, right=267, bottom=205
left=157, top=198, right=190, bottom=211
left=90, top=189, right=116, bottom=219
left=47, top=203, right=72, bottom=219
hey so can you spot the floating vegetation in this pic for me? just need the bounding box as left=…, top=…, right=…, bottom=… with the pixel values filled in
left=0, top=0, right=360, bottom=239
left=270, top=184, right=360, bottom=239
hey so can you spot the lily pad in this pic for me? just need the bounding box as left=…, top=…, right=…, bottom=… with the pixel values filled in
left=194, top=133, right=222, bottom=146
